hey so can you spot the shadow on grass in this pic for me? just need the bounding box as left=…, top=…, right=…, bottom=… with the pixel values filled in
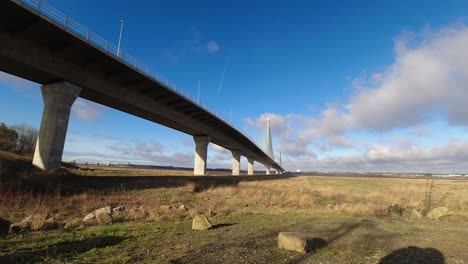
left=295, top=222, right=362, bottom=256
left=1, top=150, right=298, bottom=194
left=0, top=235, right=127, bottom=263
left=211, top=223, right=236, bottom=229
left=379, top=246, right=445, bottom=264
left=1, top=172, right=298, bottom=195
left=305, top=237, right=328, bottom=251
left=62, top=174, right=298, bottom=193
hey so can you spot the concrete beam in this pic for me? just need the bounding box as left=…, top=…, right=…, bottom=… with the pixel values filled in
left=193, top=136, right=210, bottom=175
left=231, top=150, right=241, bottom=176
left=247, top=157, right=254, bottom=175
left=33, top=82, right=82, bottom=171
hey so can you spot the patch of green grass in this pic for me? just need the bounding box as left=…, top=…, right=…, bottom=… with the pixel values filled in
left=1, top=214, right=468, bottom=263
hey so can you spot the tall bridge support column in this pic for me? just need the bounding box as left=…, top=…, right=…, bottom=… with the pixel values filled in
left=247, top=157, right=254, bottom=175
left=231, top=150, right=241, bottom=175
left=265, top=165, right=271, bottom=175
left=193, top=136, right=210, bottom=175
left=33, top=82, right=82, bottom=171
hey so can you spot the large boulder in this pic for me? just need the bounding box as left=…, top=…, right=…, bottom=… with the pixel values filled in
left=426, top=207, right=448, bottom=220
left=9, top=215, right=33, bottom=233
left=83, top=206, right=113, bottom=226
left=96, top=212, right=113, bottom=225
left=278, top=232, right=308, bottom=253
left=31, top=215, right=58, bottom=231
left=112, top=206, right=126, bottom=222
left=128, top=206, right=147, bottom=221
left=64, top=219, right=83, bottom=230
left=10, top=214, right=58, bottom=233
left=0, top=217, right=11, bottom=236
left=192, top=215, right=212, bottom=230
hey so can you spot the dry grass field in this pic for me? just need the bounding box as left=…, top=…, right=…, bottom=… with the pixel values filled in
left=1, top=151, right=467, bottom=263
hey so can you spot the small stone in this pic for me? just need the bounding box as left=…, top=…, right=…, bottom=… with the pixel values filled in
left=179, top=205, right=187, bottom=211
left=388, top=204, right=405, bottom=216
left=192, top=215, right=212, bottom=230
left=112, top=206, right=125, bottom=222
left=278, top=232, right=308, bottom=253
left=0, top=217, right=11, bottom=236
left=160, top=205, right=172, bottom=210
left=426, top=207, right=448, bottom=220
left=410, top=209, right=422, bottom=219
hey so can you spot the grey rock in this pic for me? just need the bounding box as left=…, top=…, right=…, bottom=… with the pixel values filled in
left=112, top=206, right=125, bottom=222
left=96, top=212, right=113, bottom=225
left=9, top=215, right=32, bottom=233
left=64, top=219, right=83, bottom=229
left=83, top=206, right=113, bottom=225
left=32, top=216, right=58, bottom=231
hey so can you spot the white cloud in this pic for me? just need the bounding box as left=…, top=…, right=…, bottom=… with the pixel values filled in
left=72, top=98, right=104, bottom=122
left=0, top=71, right=40, bottom=101
left=163, top=28, right=220, bottom=63
left=1, top=72, right=104, bottom=122
left=210, top=143, right=229, bottom=154
left=246, top=23, right=468, bottom=172
left=0, top=71, right=36, bottom=90
left=207, top=41, right=220, bottom=53
left=347, top=24, right=468, bottom=130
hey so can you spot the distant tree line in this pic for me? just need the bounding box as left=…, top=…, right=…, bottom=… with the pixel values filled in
left=0, top=122, right=38, bottom=155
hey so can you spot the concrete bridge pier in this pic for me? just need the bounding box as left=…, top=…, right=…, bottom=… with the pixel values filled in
left=265, top=165, right=271, bottom=175
left=193, top=136, right=210, bottom=175
left=33, top=82, right=82, bottom=171
left=231, top=150, right=241, bottom=175
left=247, top=157, right=254, bottom=175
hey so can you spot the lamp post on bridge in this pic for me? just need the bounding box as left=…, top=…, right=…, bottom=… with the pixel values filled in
left=117, top=19, right=124, bottom=58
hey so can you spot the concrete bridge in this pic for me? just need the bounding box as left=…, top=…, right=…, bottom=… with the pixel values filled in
left=0, top=0, right=284, bottom=175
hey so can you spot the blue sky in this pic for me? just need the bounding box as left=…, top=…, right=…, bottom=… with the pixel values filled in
left=2, top=0, right=468, bottom=172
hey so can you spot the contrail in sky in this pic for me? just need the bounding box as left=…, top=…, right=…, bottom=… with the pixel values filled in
left=217, top=56, right=230, bottom=95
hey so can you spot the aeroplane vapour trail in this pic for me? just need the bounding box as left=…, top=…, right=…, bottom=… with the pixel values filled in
left=217, top=56, right=230, bottom=95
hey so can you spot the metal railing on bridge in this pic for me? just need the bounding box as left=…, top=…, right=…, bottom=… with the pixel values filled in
left=15, top=0, right=277, bottom=162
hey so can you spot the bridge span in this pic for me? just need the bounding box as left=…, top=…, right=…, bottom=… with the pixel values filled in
left=0, top=0, right=284, bottom=175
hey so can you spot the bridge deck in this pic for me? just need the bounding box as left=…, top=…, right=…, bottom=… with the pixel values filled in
left=0, top=0, right=283, bottom=171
